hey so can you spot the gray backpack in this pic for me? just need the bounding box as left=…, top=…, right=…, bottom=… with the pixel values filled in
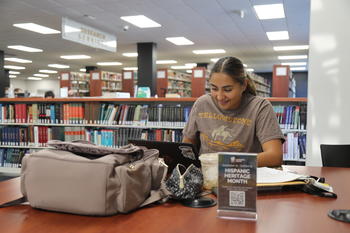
left=2, top=141, right=170, bottom=216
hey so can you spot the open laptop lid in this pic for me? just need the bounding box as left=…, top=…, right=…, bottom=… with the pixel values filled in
left=128, top=139, right=201, bottom=174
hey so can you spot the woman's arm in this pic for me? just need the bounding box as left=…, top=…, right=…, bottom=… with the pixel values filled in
left=258, top=139, right=283, bottom=167
left=182, top=136, right=198, bottom=147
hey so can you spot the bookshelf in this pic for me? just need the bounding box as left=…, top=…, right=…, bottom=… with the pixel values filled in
left=272, top=65, right=296, bottom=97
left=0, top=97, right=307, bottom=171
left=90, top=71, right=122, bottom=96
left=249, top=72, right=271, bottom=97
left=122, top=70, right=137, bottom=97
left=156, top=69, right=192, bottom=97
left=60, top=72, right=90, bottom=97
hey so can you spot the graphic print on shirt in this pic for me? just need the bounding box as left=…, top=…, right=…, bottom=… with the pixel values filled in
left=198, top=112, right=251, bottom=151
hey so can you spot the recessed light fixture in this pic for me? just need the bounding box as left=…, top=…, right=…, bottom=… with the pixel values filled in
left=123, top=67, right=138, bottom=71
left=156, top=60, right=177, bottom=64
left=120, top=15, right=161, bottom=28
left=9, top=71, right=20, bottom=74
left=290, top=67, right=306, bottom=71
left=97, top=62, right=122, bottom=66
left=266, top=31, right=289, bottom=40
left=246, top=68, right=255, bottom=72
left=34, top=73, right=49, bottom=77
left=80, top=68, right=86, bottom=72
left=193, top=49, right=226, bottom=55
left=185, top=63, right=197, bottom=68
left=5, top=57, right=32, bottom=63
left=281, top=62, right=307, bottom=66
left=254, top=4, right=285, bottom=20
left=60, top=55, right=91, bottom=59
left=4, top=65, right=25, bottom=70
left=278, top=55, right=308, bottom=60
left=27, top=77, right=42, bottom=80
left=122, top=53, right=138, bottom=57
left=171, top=64, right=197, bottom=69
left=7, top=45, right=43, bottom=52
left=101, top=41, right=117, bottom=48
left=210, top=58, right=219, bottom=63
left=9, top=75, right=16, bottom=78
left=48, top=64, right=70, bottom=69
left=273, top=45, right=309, bottom=51
left=39, top=69, right=57, bottom=74
left=13, top=23, right=60, bottom=34
left=166, top=37, right=194, bottom=45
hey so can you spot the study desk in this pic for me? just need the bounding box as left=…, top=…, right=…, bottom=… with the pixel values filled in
left=0, top=166, right=349, bottom=233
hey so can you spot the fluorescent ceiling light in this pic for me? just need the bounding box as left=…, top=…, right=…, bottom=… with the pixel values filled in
left=210, top=58, right=219, bottom=63
left=120, top=15, right=161, bottom=28
left=80, top=68, right=86, bottom=72
left=122, top=52, right=138, bottom=57
left=254, top=4, right=285, bottom=20
left=266, top=31, right=289, bottom=40
left=5, top=57, right=32, bottom=63
left=97, top=62, right=122, bottom=66
left=156, top=60, right=177, bottom=64
left=290, top=67, right=306, bottom=71
left=34, top=73, right=49, bottom=77
left=186, top=70, right=192, bottom=73
left=123, top=67, right=138, bottom=71
left=171, top=65, right=196, bottom=70
left=9, top=71, right=20, bottom=74
left=166, top=37, right=194, bottom=45
left=27, top=77, right=42, bottom=80
left=273, top=45, right=309, bottom=51
left=4, top=65, right=25, bottom=70
left=101, top=41, right=117, bottom=48
left=278, top=55, right=308, bottom=60
left=243, top=64, right=248, bottom=67
left=281, top=62, right=307, bottom=66
left=193, top=49, right=226, bottom=54
left=48, top=64, right=70, bottom=69
left=9, top=75, right=16, bottom=78
left=39, top=69, right=57, bottom=74
left=246, top=68, right=255, bottom=72
left=60, top=55, right=91, bottom=59
left=7, top=45, right=43, bottom=52
left=13, top=23, right=60, bottom=34
left=185, top=63, right=197, bottom=68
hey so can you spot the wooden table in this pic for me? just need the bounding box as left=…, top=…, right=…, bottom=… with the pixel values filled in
left=0, top=166, right=349, bottom=233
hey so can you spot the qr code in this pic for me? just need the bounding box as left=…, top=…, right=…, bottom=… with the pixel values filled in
left=229, top=191, right=245, bottom=207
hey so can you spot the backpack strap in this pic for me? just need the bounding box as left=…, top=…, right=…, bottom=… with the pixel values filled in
left=0, top=196, right=27, bottom=208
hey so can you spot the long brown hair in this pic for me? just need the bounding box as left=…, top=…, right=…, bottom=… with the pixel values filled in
left=210, top=56, right=257, bottom=96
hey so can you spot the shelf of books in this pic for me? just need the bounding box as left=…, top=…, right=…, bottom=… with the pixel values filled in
left=156, top=69, right=192, bottom=97
left=0, top=97, right=307, bottom=171
left=90, top=71, right=122, bottom=96
left=60, top=72, right=90, bottom=97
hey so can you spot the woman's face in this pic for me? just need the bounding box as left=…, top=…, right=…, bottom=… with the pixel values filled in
left=209, top=72, right=247, bottom=110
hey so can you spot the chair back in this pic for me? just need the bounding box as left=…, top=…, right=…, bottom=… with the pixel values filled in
left=320, top=144, right=350, bottom=167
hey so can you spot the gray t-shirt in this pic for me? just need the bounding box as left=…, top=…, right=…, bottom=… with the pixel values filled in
left=183, top=93, right=284, bottom=154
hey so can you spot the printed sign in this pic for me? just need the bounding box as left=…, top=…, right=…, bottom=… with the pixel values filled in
left=217, top=152, right=257, bottom=220
left=62, top=17, right=117, bottom=52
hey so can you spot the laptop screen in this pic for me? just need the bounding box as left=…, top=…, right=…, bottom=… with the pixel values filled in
left=128, top=139, right=201, bottom=174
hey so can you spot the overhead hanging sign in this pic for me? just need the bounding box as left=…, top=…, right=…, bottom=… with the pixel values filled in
left=62, top=17, right=117, bottom=52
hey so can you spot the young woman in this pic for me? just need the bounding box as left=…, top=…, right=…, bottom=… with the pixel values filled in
left=183, top=57, right=284, bottom=167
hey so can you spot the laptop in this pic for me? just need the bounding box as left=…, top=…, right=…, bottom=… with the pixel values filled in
left=128, top=139, right=201, bottom=174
